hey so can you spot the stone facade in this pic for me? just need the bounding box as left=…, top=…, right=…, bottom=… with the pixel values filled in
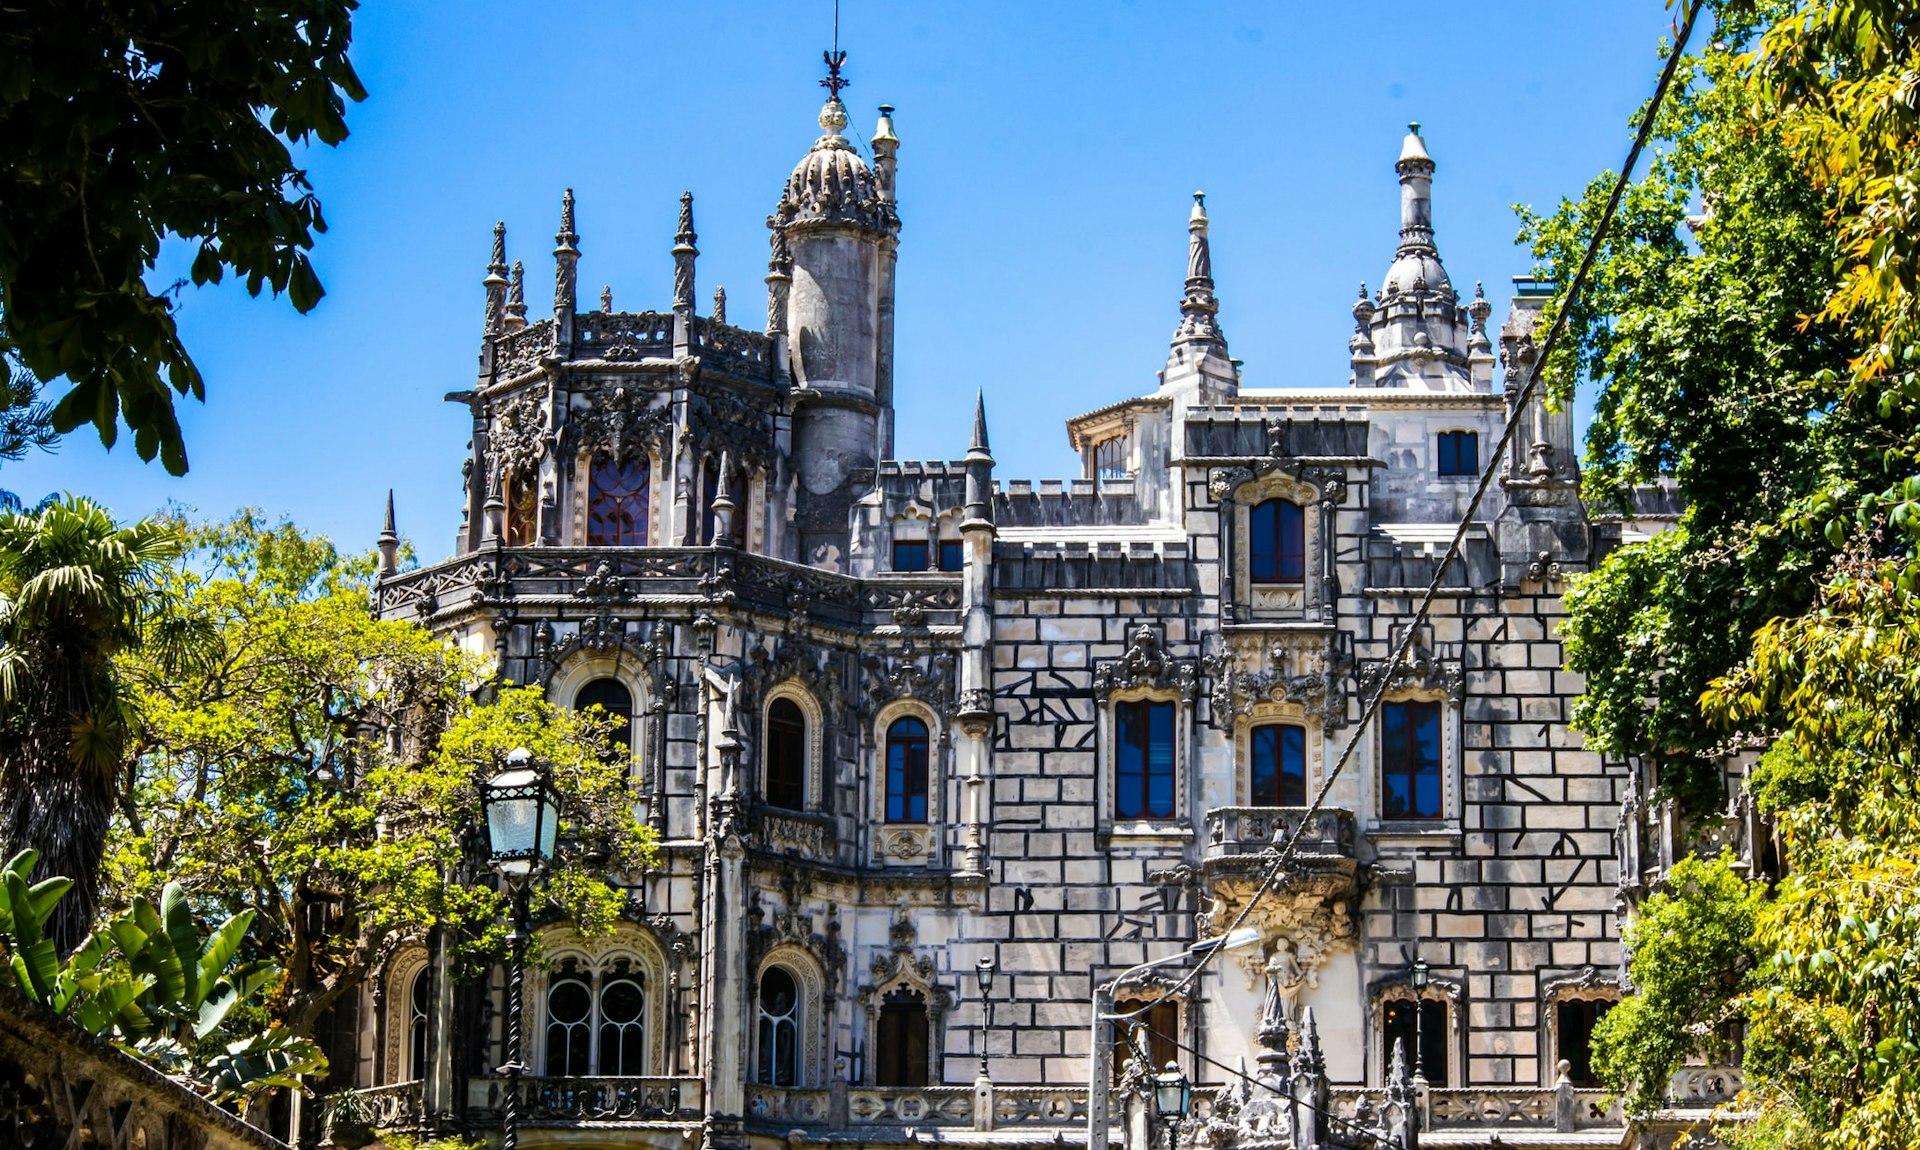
left=351, top=66, right=1722, bottom=1150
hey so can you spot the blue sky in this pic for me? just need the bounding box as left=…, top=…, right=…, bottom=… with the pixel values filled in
left=7, top=1, right=1681, bottom=558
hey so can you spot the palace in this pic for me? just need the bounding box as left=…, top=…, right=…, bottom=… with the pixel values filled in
left=351, top=54, right=1735, bottom=1150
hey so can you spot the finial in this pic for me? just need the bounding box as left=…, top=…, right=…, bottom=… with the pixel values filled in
left=1171, top=192, right=1226, bottom=351
left=557, top=188, right=578, bottom=247
left=1409, top=120, right=1421, bottom=135
left=489, top=221, right=508, bottom=278
left=676, top=190, right=697, bottom=246
left=673, top=192, right=698, bottom=311
left=600, top=285, right=613, bottom=314
left=712, top=285, right=727, bottom=326
left=377, top=490, right=399, bottom=576
left=1474, top=279, right=1485, bottom=299
left=507, top=261, right=526, bottom=312
left=1191, top=190, right=1208, bottom=223
left=873, top=103, right=898, bottom=146
left=970, top=390, right=991, bottom=457
left=821, top=49, right=849, bottom=100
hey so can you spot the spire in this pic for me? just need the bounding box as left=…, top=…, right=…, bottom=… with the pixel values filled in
left=673, top=191, right=698, bottom=310
left=483, top=221, right=510, bottom=334
left=377, top=490, right=399, bottom=576
left=504, top=260, right=527, bottom=331
left=553, top=188, right=580, bottom=320
left=1394, top=122, right=1438, bottom=258
left=1171, top=192, right=1227, bottom=350
left=969, top=391, right=991, bottom=458
left=963, top=390, right=995, bottom=525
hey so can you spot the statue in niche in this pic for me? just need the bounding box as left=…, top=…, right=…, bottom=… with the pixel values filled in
left=1266, top=938, right=1305, bottom=1019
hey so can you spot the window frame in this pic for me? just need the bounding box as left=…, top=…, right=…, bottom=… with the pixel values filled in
left=574, top=677, right=635, bottom=762
left=529, top=928, right=667, bottom=1079
left=936, top=538, right=964, bottom=572
left=1112, top=698, right=1178, bottom=821
left=884, top=716, right=931, bottom=823
left=1248, top=498, right=1307, bottom=585
left=1249, top=722, right=1308, bottom=807
left=764, top=696, right=809, bottom=811
left=1381, top=998, right=1451, bottom=1086
left=891, top=537, right=930, bottom=572
left=1436, top=429, right=1480, bottom=478
left=1379, top=697, right=1446, bottom=821
left=874, top=987, right=931, bottom=1087
left=586, top=453, right=652, bottom=546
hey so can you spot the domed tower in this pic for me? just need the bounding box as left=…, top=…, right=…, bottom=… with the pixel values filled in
left=776, top=56, right=901, bottom=568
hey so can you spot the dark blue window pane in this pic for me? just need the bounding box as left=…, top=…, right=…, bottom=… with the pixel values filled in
left=1382, top=701, right=1443, bottom=819
left=893, top=539, right=929, bottom=571
left=1251, top=724, right=1307, bottom=806
left=1438, top=431, right=1479, bottom=477
left=1250, top=500, right=1305, bottom=583
left=1116, top=701, right=1176, bottom=819
left=885, top=717, right=929, bottom=822
left=938, top=539, right=963, bottom=572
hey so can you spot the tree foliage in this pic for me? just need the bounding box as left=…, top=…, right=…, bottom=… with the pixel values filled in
left=0, top=496, right=183, bottom=954
left=1531, top=3, right=1920, bottom=1144
left=0, top=1, right=366, bottom=474
left=106, top=514, right=656, bottom=1044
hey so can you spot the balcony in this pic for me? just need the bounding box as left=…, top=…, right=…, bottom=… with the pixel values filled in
left=743, top=1084, right=1088, bottom=1133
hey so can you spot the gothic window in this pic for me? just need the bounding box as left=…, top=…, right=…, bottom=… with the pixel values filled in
left=587, top=455, right=650, bottom=546
left=1437, top=430, right=1479, bottom=477
left=1249, top=499, right=1305, bottom=584
left=1111, top=998, right=1178, bottom=1082
left=892, top=537, right=929, bottom=571
left=756, top=966, right=801, bottom=1087
left=1094, top=435, right=1129, bottom=480
left=545, top=971, right=593, bottom=1076
left=575, top=678, right=634, bottom=759
left=407, top=967, right=431, bottom=1082
left=937, top=538, right=963, bottom=572
left=765, top=698, right=807, bottom=810
left=1381, top=700, right=1443, bottom=819
left=1114, top=699, right=1176, bottom=820
left=505, top=470, right=539, bottom=546
left=1382, top=999, right=1449, bottom=1086
left=874, top=987, right=930, bottom=1086
left=1250, top=723, right=1307, bottom=807
left=1556, top=999, right=1614, bottom=1087
left=885, top=717, right=930, bottom=823
left=597, top=974, right=647, bottom=1076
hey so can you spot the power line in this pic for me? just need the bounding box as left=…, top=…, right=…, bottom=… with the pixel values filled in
left=1110, top=0, right=1704, bottom=1022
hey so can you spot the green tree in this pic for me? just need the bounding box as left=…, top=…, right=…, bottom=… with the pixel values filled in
left=0, top=496, right=182, bottom=955
left=107, top=514, right=655, bottom=1044
left=0, top=0, right=366, bottom=474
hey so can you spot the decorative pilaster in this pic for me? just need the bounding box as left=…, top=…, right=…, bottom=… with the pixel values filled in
left=553, top=189, right=579, bottom=355
left=673, top=191, right=698, bottom=357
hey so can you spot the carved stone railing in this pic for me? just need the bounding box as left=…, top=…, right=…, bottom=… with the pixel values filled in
left=376, top=548, right=963, bottom=633
left=357, top=1080, right=426, bottom=1133
left=693, top=317, right=774, bottom=380
left=576, top=311, right=674, bottom=360
left=745, top=1084, right=832, bottom=1123
left=1328, top=1084, right=1623, bottom=1133
left=467, top=1075, right=703, bottom=1123
left=494, top=319, right=555, bottom=377
left=846, top=1086, right=975, bottom=1126
left=750, top=807, right=837, bottom=859
left=1203, top=806, right=1358, bottom=861
left=1668, top=1064, right=1744, bottom=1105
left=743, top=1084, right=1090, bottom=1131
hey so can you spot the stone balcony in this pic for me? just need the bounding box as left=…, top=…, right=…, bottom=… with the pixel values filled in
left=1201, top=806, right=1360, bottom=886
left=465, top=1075, right=705, bottom=1126
left=744, top=1083, right=1087, bottom=1134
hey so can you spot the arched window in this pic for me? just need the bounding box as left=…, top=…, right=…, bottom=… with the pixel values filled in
left=598, top=974, right=647, bottom=1076
left=407, top=967, right=432, bottom=1082
left=1436, top=430, right=1479, bottom=477
left=1093, top=436, right=1129, bottom=480
left=765, top=698, right=807, bottom=810
left=1381, top=700, right=1443, bottom=819
left=505, top=470, right=539, bottom=546
left=875, top=987, right=929, bottom=1086
left=575, top=678, right=634, bottom=758
left=1249, top=499, right=1305, bottom=584
left=1383, top=999, right=1449, bottom=1085
left=1250, top=723, right=1307, bottom=806
left=588, top=456, right=650, bottom=546
left=1114, top=700, right=1175, bottom=820
left=757, top=967, right=801, bottom=1086
left=545, top=972, right=593, bottom=1076
left=1111, top=998, right=1178, bottom=1083
left=1556, top=998, right=1615, bottom=1087
left=884, top=717, right=930, bottom=823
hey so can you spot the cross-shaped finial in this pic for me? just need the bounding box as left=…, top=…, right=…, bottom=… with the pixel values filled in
left=821, top=49, right=849, bottom=97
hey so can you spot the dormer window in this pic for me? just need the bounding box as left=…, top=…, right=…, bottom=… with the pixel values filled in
left=1093, top=436, right=1129, bottom=480
left=1437, top=430, right=1479, bottom=477
left=1249, top=499, right=1305, bottom=584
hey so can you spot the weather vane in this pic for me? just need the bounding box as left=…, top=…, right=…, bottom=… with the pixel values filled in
left=821, top=0, right=848, bottom=98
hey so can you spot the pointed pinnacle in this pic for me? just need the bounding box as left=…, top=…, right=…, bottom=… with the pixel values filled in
left=381, top=489, right=397, bottom=537
left=676, top=190, right=697, bottom=247
left=971, top=390, right=992, bottom=456
left=489, top=221, right=509, bottom=276
left=556, top=188, right=579, bottom=250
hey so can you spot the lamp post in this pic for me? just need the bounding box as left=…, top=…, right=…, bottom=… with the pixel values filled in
left=481, top=749, right=563, bottom=1150
left=1152, top=1061, right=1191, bottom=1150
left=976, top=955, right=998, bottom=1079
left=1088, top=927, right=1262, bottom=1150
left=1410, top=959, right=1430, bottom=1084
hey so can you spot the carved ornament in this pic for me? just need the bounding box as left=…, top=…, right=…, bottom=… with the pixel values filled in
left=1092, top=624, right=1199, bottom=702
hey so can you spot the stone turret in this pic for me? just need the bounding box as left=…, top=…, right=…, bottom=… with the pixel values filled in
left=1352, top=124, right=1478, bottom=391
left=779, top=57, right=902, bottom=569
left=1159, top=192, right=1239, bottom=404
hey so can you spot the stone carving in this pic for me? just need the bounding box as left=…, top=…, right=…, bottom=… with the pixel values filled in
left=860, top=641, right=956, bottom=714
left=1204, top=881, right=1358, bottom=993
left=1355, top=629, right=1464, bottom=703
left=690, top=391, right=776, bottom=475
left=489, top=390, right=550, bottom=475
left=1093, top=624, right=1199, bottom=701
left=1205, top=638, right=1344, bottom=730
left=569, top=386, right=673, bottom=464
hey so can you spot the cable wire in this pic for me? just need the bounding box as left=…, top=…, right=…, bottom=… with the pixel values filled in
left=1109, top=0, right=1703, bottom=1022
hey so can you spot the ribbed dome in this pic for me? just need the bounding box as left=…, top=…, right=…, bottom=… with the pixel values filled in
left=783, top=97, right=889, bottom=230
left=1382, top=250, right=1452, bottom=298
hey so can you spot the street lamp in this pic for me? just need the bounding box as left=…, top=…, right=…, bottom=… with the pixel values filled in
left=1410, top=959, right=1430, bottom=1084
left=481, top=749, right=562, bottom=1150
left=1153, top=1060, right=1191, bottom=1150
left=976, top=954, right=998, bottom=1079
left=1088, top=927, right=1262, bottom=1150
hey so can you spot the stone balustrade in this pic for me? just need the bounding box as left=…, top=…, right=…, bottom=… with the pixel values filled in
left=1202, top=806, right=1358, bottom=861
left=355, top=1080, right=426, bottom=1133
left=465, top=1075, right=704, bottom=1124
left=743, top=1083, right=1089, bottom=1132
